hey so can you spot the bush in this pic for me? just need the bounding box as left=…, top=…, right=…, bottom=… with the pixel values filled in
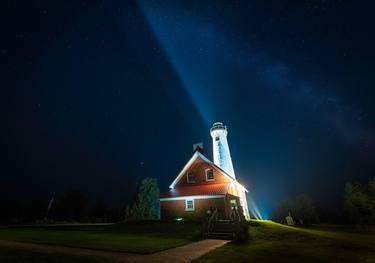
left=233, top=221, right=250, bottom=243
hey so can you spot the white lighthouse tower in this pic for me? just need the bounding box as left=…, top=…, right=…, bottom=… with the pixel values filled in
left=210, top=122, right=236, bottom=179
left=210, top=122, right=250, bottom=219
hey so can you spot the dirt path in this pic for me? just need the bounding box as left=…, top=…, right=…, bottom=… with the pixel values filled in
left=0, top=239, right=229, bottom=263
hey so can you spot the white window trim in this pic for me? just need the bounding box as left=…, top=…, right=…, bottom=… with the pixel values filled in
left=187, top=172, right=195, bottom=183
left=185, top=199, right=195, bottom=211
left=205, top=168, right=215, bottom=181
left=160, top=195, right=224, bottom=201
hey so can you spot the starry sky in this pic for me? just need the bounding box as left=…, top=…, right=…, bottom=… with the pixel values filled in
left=1, top=0, right=375, bottom=218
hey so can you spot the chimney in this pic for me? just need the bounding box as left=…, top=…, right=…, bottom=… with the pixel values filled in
left=193, top=142, right=204, bottom=153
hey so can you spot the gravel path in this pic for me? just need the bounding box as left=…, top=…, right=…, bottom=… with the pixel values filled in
left=0, top=239, right=229, bottom=263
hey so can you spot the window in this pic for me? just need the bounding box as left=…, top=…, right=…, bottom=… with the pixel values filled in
left=185, top=199, right=194, bottom=211
left=230, top=199, right=237, bottom=208
left=205, top=169, right=214, bottom=181
left=215, top=136, right=220, bottom=141
left=187, top=172, right=195, bottom=183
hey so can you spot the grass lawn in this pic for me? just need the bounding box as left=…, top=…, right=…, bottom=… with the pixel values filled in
left=0, top=221, right=201, bottom=254
left=0, top=246, right=111, bottom=263
left=194, top=220, right=375, bottom=263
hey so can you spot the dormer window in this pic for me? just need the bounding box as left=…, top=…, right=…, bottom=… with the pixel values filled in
left=187, top=172, right=195, bottom=183
left=205, top=169, right=214, bottom=181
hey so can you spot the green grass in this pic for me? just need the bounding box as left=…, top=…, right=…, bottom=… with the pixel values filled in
left=0, top=221, right=201, bottom=254
left=104, top=220, right=202, bottom=239
left=194, top=220, right=375, bottom=263
left=0, top=246, right=111, bottom=263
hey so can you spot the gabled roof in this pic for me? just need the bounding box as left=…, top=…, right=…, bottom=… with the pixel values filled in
left=161, top=183, right=229, bottom=198
left=169, top=151, right=248, bottom=192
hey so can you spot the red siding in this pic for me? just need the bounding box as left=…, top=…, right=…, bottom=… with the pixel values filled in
left=160, top=153, right=244, bottom=220
left=160, top=197, right=226, bottom=220
left=175, top=157, right=231, bottom=187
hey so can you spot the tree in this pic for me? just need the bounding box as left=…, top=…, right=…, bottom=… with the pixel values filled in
left=344, top=178, right=375, bottom=225
left=294, top=195, right=319, bottom=224
left=125, top=177, right=160, bottom=220
left=273, top=195, right=318, bottom=225
left=369, top=178, right=375, bottom=221
left=52, top=190, right=89, bottom=222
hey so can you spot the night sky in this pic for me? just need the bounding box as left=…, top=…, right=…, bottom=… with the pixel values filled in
left=1, top=0, right=375, bottom=218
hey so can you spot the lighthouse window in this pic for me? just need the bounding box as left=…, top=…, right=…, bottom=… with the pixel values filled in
left=215, top=136, right=219, bottom=141
left=187, top=172, right=195, bottom=183
left=205, top=169, right=214, bottom=181
left=185, top=199, right=194, bottom=211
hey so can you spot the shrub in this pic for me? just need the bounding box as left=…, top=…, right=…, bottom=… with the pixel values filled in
left=233, top=221, right=250, bottom=243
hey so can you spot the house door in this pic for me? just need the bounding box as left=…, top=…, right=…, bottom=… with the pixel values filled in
left=230, top=199, right=237, bottom=208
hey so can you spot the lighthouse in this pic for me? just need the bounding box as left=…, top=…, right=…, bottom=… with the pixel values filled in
left=210, top=122, right=236, bottom=179
left=161, top=121, right=250, bottom=220
left=210, top=122, right=250, bottom=218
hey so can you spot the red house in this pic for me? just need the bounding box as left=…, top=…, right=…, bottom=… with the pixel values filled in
left=160, top=150, right=249, bottom=220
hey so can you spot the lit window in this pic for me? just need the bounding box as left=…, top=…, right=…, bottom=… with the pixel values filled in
left=187, top=172, right=195, bottom=183
left=185, top=199, right=194, bottom=211
left=205, top=169, right=214, bottom=181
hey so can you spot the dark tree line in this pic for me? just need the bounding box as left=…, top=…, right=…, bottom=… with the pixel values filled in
left=0, top=177, right=160, bottom=224
left=272, top=177, right=375, bottom=226
left=0, top=190, right=122, bottom=224
left=272, top=195, right=319, bottom=225
left=0, top=199, right=47, bottom=224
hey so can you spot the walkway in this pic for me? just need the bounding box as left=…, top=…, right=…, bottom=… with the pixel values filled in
left=0, top=239, right=229, bottom=263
